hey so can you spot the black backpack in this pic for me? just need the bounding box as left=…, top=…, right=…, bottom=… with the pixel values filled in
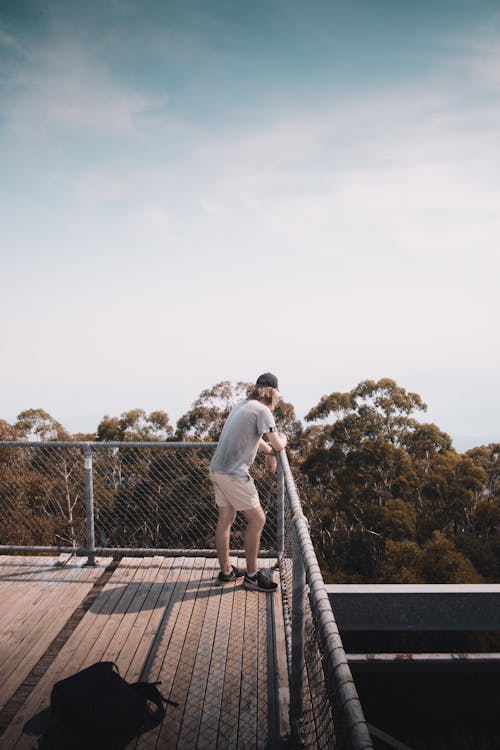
left=42, top=661, right=177, bottom=749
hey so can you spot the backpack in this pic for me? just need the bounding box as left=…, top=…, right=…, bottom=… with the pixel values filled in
left=43, top=661, right=177, bottom=750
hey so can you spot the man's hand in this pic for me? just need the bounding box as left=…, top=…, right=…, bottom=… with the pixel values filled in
left=268, top=431, right=287, bottom=452
left=265, top=452, right=277, bottom=473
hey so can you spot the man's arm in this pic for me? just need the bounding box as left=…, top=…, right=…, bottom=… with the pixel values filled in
left=259, top=434, right=287, bottom=474
left=266, top=431, right=288, bottom=452
left=258, top=437, right=275, bottom=455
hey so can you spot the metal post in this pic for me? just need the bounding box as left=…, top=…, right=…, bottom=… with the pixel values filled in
left=83, top=444, right=96, bottom=566
left=290, top=516, right=305, bottom=744
left=276, top=463, right=285, bottom=555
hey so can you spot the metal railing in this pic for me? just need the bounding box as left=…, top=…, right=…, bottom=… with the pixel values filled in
left=277, top=451, right=373, bottom=750
left=0, top=441, right=372, bottom=749
left=0, top=441, right=278, bottom=560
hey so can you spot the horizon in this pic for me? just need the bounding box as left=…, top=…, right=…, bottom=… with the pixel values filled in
left=1, top=378, right=496, bottom=453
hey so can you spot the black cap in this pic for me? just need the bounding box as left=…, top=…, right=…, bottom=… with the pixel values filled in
left=256, top=372, right=279, bottom=390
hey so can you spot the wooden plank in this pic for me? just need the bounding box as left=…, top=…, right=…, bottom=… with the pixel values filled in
left=191, top=557, right=239, bottom=749
left=0, top=564, right=98, bottom=707
left=134, top=555, right=194, bottom=687
left=0, top=557, right=143, bottom=750
left=0, top=556, right=41, bottom=592
left=0, top=556, right=55, bottom=582
left=216, top=575, right=246, bottom=750
left=133, top=556, right=204, bottom=750
left=0, top=555, right=289, bottom=750
left=148, top=558, right=219, bottom=750
left=114, top=556, right=172, bottom=676
left=0, top=560, right=91, bottom=660
left=271, top=566, right=291, bottom=742
left=257, top=565, right=271, bottom=749
left=0, top=567, right=69, bottom=644
left=0, top=557, right=102, bottom=621
left=4, top=556, right=72, bottom=585
left=0, top=559, right=105, bottom=712
left=171, top=557, right=222, bottom=749
left=124, top=556, right=184, bottom=684
left=9, top=557, right=146, bottom=750
left=237, top=570, right=261, bottom=748
left=77, top=557, right=155, bottom=671
left=103, top=556, right=170, bottom=674
left=0, top=557, right=58, bottom=616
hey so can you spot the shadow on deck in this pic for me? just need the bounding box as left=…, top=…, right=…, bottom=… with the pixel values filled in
left=0, top=555, right=290, bottom=749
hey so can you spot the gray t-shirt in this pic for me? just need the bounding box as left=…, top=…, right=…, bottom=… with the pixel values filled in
left=210, top=399, right=277, bottom=476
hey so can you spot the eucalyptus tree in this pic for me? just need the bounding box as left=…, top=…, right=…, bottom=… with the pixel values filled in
left=300, top=378, right=485, bottom=582
left=94, top=409, right=174, bottom=547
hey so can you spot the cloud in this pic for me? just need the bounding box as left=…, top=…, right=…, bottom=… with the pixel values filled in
left=0, top=28, right=166, bottom=140
left=184, top=39, right=500, bottom=267
left=5, top=11, right=500, bottom=283
left=438, top=15, right=500, bottom=88
left=6, top=68, right=164, bottom=139
left=0, top=24, right=28, bottom=57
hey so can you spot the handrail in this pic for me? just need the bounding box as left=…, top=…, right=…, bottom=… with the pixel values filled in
left=279, top=450, right=373, bottom=750
left=0, top=441, right=217, bottom=448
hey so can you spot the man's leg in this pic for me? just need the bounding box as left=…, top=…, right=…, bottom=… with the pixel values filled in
left=243, top=505, right=266, bottom=574
left=216, top=505, right=236, bottom=574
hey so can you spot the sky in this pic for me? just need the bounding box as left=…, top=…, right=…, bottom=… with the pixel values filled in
left=1, top=0, right=499, bottom=451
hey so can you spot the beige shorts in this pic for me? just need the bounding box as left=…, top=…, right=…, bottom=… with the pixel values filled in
left=209, top=471, right=261, bottom=512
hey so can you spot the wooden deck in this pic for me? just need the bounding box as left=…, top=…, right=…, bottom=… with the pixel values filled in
left=0, top=555, right=290, bottom=749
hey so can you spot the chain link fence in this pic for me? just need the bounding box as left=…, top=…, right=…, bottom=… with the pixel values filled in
left=0, top=440, right=372, bottom=749
left=0, top=442, right=87, bottom=549
left=0, top=441, right=277, bottom=555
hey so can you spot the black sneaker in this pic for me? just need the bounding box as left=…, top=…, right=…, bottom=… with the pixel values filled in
left=243, top=570, right=278, bottom=592
left=216, top=565, right=245, bottom=585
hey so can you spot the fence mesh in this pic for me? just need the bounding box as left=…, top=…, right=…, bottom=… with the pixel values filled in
left=0, top=443, right=86, bottom=548
left=0, top=442, right=277, bottom=553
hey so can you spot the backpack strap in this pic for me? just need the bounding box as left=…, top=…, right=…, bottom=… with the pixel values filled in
left=131, top=681, right=179, bottom=711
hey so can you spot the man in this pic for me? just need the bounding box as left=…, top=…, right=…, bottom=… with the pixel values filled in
left=209, top=373, right=288, bottom=592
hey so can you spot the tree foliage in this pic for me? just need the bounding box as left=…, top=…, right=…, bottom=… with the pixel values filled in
left=96, top=409, right=173, bottom=442
left=15, top=409, right=68, bottom=441
left=0, top=381, right=499, bottom=584
left=300, top=378, right=497, bottom=582
left=175, top=381, right=303, bottom=448
left=175, top=381, right=251, bottom=441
